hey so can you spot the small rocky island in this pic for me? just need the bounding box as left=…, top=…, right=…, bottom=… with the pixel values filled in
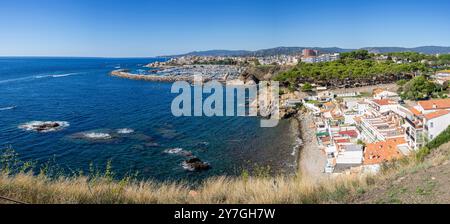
left=182, top=157, right=211, bottom=172
left=19, top=121, right=69, bottom=133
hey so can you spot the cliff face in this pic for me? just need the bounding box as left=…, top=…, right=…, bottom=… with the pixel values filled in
left=240, top=65, right=293, bottom=82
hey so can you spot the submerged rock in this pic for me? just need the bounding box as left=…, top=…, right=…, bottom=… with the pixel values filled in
left=144, top=142, right=160, bottom=147
left=182, top=157, right=211, bottom=172
left=69, top=130, right=116, bottom=142
left=164, top=148, right=193, bottom=157
left=83, top=132, right=112, bottom=140
left=117, top=128, right=134, bottom=134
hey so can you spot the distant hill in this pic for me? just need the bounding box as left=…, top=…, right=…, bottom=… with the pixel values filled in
left=163, top=46, right=450, bottom=57
left=250, top=47, right=354, bottom=57
left=168, top=50, right=251, bottom=57
left=162, top=47, right=354, bottom=57
left=362, top=46, right=450, bottom=54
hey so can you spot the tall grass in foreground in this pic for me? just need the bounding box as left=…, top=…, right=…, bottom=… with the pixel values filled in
left=2, top=126, right=449, bottom=205
left=0, top=147, right=376, bottom=204
left=0, top=171, right=376, bottom=204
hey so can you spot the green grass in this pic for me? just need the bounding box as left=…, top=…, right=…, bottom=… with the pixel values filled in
left=427, top=126, right=450, bottom=149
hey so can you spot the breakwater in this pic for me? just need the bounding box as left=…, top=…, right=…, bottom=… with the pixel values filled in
left=110, top=69, right=211, bottom=83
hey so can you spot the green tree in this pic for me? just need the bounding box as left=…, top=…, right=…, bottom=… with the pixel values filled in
left=396, top=79, right=408, bottom=86
left=301, top=82, right=313, bottom=92
left=399, top=76, right=439, bottom=100
left=341, top=50, right=371, bottom=60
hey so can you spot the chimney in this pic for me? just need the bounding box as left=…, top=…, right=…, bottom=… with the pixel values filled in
left=432, top=104, right=437, bottom=109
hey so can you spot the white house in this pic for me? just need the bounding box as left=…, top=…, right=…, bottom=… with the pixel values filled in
left=373, top=90, right=400, bottom=100
left=415, top=98, right=450, bottom=114
left=433, top=71, right=450, bottom=85
left=423, top=110, right=450, bottom=140
left=337, top=92, right=360, bottom=98
left=369, top=99, right=399, bottom=114
left=334, top=144, right=364, bottom=172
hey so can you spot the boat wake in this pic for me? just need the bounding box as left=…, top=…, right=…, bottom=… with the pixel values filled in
left=36, top=73, right=81, bottom=79
left=0, top=106, right=16, bottom=111
left=0, top=73, right=83, bottom=84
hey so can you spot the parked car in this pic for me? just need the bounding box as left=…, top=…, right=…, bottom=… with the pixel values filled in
left=324, top=164, right=335, bottom=173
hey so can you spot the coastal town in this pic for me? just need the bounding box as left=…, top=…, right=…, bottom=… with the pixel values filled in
left=280, top=71, right=450, bottom=176
left=110, top=48, right=450, bottom=179
left=111, top=49, right=343, bottom=83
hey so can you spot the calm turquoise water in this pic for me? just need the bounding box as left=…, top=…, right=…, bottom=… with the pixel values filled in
left=0, top=57, right=298, bottom=181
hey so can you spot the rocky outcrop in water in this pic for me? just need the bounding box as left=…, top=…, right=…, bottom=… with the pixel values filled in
left=19, top=121, right=69, bottom=133
left=182, top=157, right=211, bottom=172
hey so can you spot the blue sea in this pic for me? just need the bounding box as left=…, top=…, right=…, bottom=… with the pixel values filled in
left=0, top=57, right=299, bottom=181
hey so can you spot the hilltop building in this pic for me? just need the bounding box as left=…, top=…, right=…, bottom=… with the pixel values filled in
left=302, top=49, right=318, bottom=57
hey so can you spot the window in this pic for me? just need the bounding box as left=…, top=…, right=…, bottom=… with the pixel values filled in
left=430, top=122, right=434, bottom=128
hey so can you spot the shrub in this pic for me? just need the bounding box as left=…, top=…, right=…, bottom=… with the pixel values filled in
left=301, top=82, right=313, bottom=92
left=426, top=125, right=450, bottom=149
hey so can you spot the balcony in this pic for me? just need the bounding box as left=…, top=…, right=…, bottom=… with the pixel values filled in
left=405, top=117, right=423, bottom=129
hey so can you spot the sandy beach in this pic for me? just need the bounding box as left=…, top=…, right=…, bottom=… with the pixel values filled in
left=297, top=112, right=328, bottom=183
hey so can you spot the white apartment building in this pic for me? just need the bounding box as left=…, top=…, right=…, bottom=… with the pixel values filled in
left=423, top=110, right=450, bottom=140
left=358, top=100, right=406, bottom=143
left=405, top=98, right=450, bottom=150
left=302, top=53, right=340, bottom=63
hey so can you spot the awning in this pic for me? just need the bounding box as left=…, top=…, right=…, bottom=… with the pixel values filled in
left=316, top=132, right=330, bottom=137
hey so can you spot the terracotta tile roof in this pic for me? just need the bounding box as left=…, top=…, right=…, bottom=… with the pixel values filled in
left=335, top=138, right=350, bottom=143
left=437, top=70, right=450, bottom=73
left=372, top=99, right=397, bottom=106
left=437, top=76, right=450, bottom=81
left=373, top=88, right=385, bottom=95
left=353, top=116, right=362, bottom=123
left=424, top=110, right=450, bottom=120
left=364, top=137, right=406, bottom=165
left=339, top=130, right=359, bottom=138
left=418, top=98, right=450, bottom=110
left=409, top=107, right=422, bottom=116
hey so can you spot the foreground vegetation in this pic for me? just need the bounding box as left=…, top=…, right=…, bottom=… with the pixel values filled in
left=1, top=126, right=449, bottom=204
left=0, top=147, right=374, bottom=204
left=0, top=151, right=374, bottom=204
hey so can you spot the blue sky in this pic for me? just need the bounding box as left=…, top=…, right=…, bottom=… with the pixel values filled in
left=1, top=0, right=449, bottom=57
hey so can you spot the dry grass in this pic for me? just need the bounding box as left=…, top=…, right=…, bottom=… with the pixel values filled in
left=2, top=141, right=448, bottom=204
left=0, top=170, right=377, bottom=204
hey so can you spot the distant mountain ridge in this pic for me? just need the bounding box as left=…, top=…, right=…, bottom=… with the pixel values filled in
left=362, top=46, right=450, bottom=54
left=162, top=46, right=450, bottom=57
